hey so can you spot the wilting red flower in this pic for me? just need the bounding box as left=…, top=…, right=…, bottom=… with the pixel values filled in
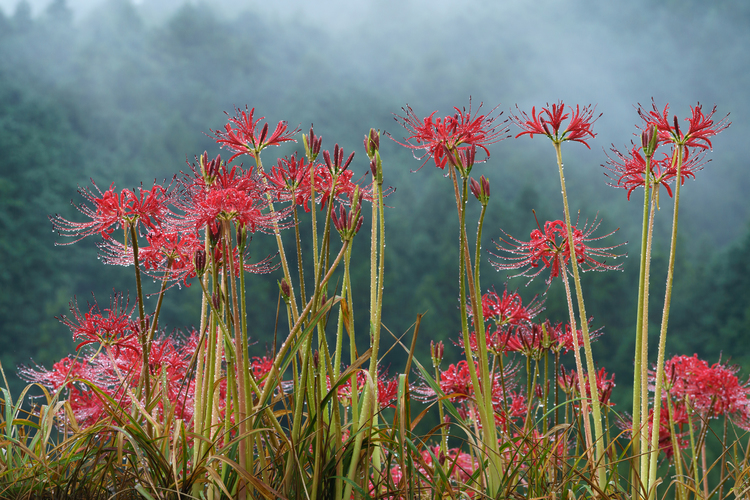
left=214, top=106, right=299, bottom=162
left=604, top=144, right=707, bottom=200
left=51, top=181, right=172, bottom=244
left=393, top=100, right=509, bottom=170
left=510, top=101, right=600, bottom=149
left=491, top=217, right=625, bottom=285
left=638, top=100, right=730, bottom=150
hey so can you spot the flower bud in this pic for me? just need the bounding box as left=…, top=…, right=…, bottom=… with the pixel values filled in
left=673, top=115, right=681, bottom=139
left=194, top=249, right=207, bottom=277
left=470, top=177, right=481, bottom=200
left=236, top=223, right=248, bottom=250
left=280, top=278, right=291, bottom=299
left=259, top=122, right=269, bottom=146
left=430, top=340, right=444, bottom=366
left=364, top=128, right=380, bottom=158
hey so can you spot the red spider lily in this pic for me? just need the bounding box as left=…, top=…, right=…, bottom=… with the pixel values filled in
left=558, top=366, right=616, bottom=409
left=50, top=181, right=172, bottom=244
left=20, top=332, right=198, bottom=428
left=335, top=369, right=399, bottom=409
left=58, top=294, right=138, bottom=351
left=263, top=153, right=313, bottom=206
left=476, top=287, right=544, bottom=328
left=214, top=106, right=300, bottom=162
left=510, top=101, right=600, bottom=149
left=544, top=319, right=603, bottom=355
left=392, top=100, right=509, bottom=171
left=604, top=144, right=708, bottom=200
left=656, top=354, right=750, bottom=419
left=491, top=216, right=625, bottom=285
left=638, top=100, right=730, bottom=150
left=99, top=230, right=203, bottom=287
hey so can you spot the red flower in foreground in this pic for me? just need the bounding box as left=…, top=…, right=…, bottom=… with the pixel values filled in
left=510, top=101, right=600, bottom=149
left=392, top=100, right=509, bottom=170
left=59, top=294, right=138, bottom=351
left=491, top=217, right=625, bottom=285
left=214, top=106, right=300, bottom=162
left=638, top=100, right=730, bottom=150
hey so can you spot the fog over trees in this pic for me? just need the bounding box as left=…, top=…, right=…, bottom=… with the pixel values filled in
left=1, top=0, right=749, bottom=406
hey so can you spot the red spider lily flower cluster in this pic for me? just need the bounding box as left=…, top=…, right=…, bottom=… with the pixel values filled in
left=491, top=217, right=625, bottom=285
left=510, top=101, right=600, bottom=149
left=558, top=366, right=616, bottom=410
left=214, top=106, right=300, bottom=162
left=21, top=332, right=198, bottom=428
left=59, top=293, right=138, bottom=351
left=604, top=143, right=707, bottom=200
left=638, top=100, right=730, bottom=150
left=334, top=369, right=399, bottom=410
left=392, top=100, right=509, bottom=171
left=655, top=354, right=750, bottom=422
left=50, top=181, right=172, bottom=244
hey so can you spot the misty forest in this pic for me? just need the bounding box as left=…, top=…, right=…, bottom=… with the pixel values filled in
left=1, top=0, right=750, bottom=498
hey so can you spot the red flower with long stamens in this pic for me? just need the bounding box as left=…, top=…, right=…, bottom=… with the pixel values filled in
left=392, top=100, right=509, bottom=170
left=638, top=100, right=730, bottom=149
left=59, top=293, right=138, bottom=351
left=604, top=144, right=707, bottom=200
left=491, top=216, right=625, bottom=285
left=510, top=101, right=600, bottom=149
left=214, top=106, right=300, bottom=162
left=50, top=181, right=172, bottom=244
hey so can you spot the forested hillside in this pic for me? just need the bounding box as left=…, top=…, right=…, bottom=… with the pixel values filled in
left=1, top=0, right=749, bottom=408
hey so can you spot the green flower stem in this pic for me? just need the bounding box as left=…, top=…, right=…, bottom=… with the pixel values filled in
left=293, top=207, right=308, bottom=308
left=448, top=164, right=499, bottom=492
left=223, top=220, right=248, bottom=498
left=128, top=223, right=150, bottom=405
left=639, top=178, right=659, bottom=491
left=647, top=145, right=685, bottom=497
left=559, top=254, right=595, bottom=465
left=255, top=154, right=300, bottom=324
left=631, top=155, right=652, bottom=499
left=666, top=393, right=687, bottom=500
left=257, top=240, right=350, bottom=413
left=553, top=142, right=606, bottom=491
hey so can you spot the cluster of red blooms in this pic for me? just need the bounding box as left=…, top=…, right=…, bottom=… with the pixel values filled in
left=604, top=100, right=730, bottom=200
left=392, top=100, right=510, bottom=171
left=32, top=108, right=375, bottom=429
left=491, top=216, right=624, bottom=286
left=618, top=354, right=750, bottom=461
left=333, top=369, right=399, bottom=410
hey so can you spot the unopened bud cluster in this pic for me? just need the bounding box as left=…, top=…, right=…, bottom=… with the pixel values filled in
left=331, top=192, right=364, bottom=241
left=365, top=129, right=383, bottom=184
left=323, top=143, right=355, bottom=175
left=470, top=175, right=491, bottom=205
left=302, top=126, right=323, bottom=161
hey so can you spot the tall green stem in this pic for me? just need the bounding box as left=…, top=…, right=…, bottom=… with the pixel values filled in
left=631, top=157, right=652, bottom=500
left=647, top=145, right=684, bottom=496
left=553, top=142, right=606, bottom=491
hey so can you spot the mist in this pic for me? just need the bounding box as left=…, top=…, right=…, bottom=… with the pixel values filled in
left=1, top=0, right=749, bottom=403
